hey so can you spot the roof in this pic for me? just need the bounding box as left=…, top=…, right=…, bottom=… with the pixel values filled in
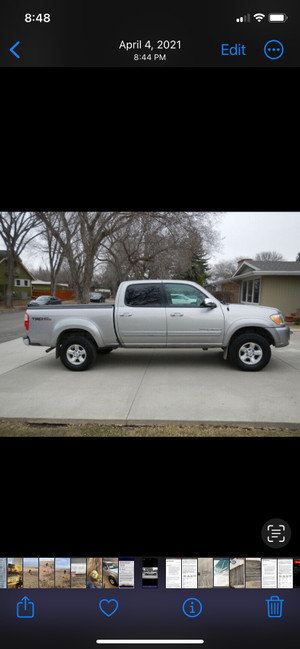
left=32, top=280, right=68, bottom=287
left=232, top=260, right=300, bottom=279
left=206, top=277, right=239, bottom=287
left=0, top=249, right=35, bottom=280
left=31, top=279, right=50, bottom=285
left=247, top=261, right=300, bottom=271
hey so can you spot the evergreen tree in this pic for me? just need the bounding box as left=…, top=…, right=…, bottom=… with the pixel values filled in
left=177, top=252, right=211, bottom=285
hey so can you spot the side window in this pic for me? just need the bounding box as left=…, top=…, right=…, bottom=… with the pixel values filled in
left=125, top=284, right=163, bottom=307
left=165, top=283, right=206, bottom=307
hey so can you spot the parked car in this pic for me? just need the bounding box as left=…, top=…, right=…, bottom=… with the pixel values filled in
left=27, top=295, right=62, bottom=307
left=90, top=292, right=105, bottom=303
left=102, top=561, right=118, bottom=586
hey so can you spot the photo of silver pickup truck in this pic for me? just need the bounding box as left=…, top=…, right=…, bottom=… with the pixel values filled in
left=23, top=279, right=290, bottom=372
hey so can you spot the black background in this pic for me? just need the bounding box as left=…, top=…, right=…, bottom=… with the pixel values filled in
left=0, top=12, right=298, bottom=567
left=2, top=438, right=296, bottom=557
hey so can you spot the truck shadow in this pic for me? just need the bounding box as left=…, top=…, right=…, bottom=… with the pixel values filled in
left=95, top=348, right=227, bottom=369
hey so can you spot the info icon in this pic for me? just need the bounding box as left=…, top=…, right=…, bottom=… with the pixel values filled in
left=261, top=519, right=291, bottom=548
left=182, top=598, right=202, bottom=617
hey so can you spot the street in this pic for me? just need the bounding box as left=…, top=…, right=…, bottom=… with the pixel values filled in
left=0, top=311, right=25, bottom=343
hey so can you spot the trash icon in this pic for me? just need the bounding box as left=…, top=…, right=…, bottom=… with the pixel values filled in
left=266, top=595, right=284, bottom=618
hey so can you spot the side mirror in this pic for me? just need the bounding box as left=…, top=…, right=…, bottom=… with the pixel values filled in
left=202, top=298, right=217, bottom=309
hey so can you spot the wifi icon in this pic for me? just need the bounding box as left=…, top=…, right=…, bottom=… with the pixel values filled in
left=254, top=13, right=266, bottom=21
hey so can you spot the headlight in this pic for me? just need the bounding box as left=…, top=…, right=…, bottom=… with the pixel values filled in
left=270, top=313, right=285, bottom=325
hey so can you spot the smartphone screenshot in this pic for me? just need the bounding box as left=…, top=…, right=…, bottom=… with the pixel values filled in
left=142, top=559, right=158, bottom=588
left=119, top=559, right=135, bottom=589
left=0, top=0, right=298, bottom=645
left=0, top=0, right=298, bottom=67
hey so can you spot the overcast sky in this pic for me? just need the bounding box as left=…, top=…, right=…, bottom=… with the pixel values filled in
left=210, top=212, right=300, bottom=263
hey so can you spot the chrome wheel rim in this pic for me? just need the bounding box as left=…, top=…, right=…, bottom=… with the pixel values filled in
left=239, top=342, right=263, bottom=365
left=66, top=344, right=87, bottom=365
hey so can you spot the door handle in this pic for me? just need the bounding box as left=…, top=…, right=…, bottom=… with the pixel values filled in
left=170, top=313, right=184, bottom=317
left=120, top=312, right=133, bottom=317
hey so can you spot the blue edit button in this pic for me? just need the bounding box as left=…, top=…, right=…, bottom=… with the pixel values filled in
left=221, top=43, right=247, bottom=56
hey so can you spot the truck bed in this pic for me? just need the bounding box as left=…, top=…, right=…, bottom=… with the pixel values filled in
left=26, top=303, right=118, bottom=349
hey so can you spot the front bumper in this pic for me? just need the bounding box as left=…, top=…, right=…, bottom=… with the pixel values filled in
left=268, top=325, right=290, bottom=348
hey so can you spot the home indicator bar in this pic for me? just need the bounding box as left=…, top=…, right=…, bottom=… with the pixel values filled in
left=96, top=642, right=205, bottom=645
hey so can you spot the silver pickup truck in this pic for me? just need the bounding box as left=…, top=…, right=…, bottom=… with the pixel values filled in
left=23, top=279, right=290, bottom=371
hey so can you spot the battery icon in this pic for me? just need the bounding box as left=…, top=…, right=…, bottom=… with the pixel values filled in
left=268, top=13, right=288, bottom=22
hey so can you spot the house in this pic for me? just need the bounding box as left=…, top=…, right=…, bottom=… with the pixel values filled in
left=205, top=277, right=240, bottom=304
left=231, top=259, right=300, bottom=317
left=0, top=250, right=35, bottom=301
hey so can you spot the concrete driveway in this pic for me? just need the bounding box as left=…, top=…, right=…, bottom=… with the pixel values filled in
left=0, top=334, right=299, bottom=426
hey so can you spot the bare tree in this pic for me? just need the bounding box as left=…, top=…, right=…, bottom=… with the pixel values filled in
left=0, top=212, right=41, bottom=307
left=210, top=258, right=240, bottom=281
left=98, top=212, right=221, bottom=292
left=98, top=214, right=180, bottom=287
left=36, top=212, right=135, bottom=302
left=255, top=251, right=285, bottom=261
left=30, top=215, right=65, bottom=294
left=33, top=212, right=222, bottom=301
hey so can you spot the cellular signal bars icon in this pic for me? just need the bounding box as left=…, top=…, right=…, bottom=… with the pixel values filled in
left=236, top=13, right=250, bottom=22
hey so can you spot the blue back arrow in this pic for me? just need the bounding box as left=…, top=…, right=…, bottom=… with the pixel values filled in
left=10, top=41, right=20, bottom=58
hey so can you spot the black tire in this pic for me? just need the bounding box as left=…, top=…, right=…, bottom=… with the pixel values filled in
left=228, top=333, right=271, bottom=371
left=60, top=335, right=97, bottom=371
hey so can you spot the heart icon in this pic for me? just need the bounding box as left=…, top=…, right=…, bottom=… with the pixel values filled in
left=99, top=599, right=119, bottom=617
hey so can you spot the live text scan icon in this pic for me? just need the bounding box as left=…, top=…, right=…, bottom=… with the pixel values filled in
left=261, top=519, right=291, bottom=548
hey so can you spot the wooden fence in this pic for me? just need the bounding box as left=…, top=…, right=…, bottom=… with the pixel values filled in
left=32, top=288, right=75, bottom=300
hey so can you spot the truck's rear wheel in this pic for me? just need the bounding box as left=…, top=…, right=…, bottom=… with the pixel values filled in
left=228, top=333, right=271, bottom=371
left=60, top=335, right=97, bottom=371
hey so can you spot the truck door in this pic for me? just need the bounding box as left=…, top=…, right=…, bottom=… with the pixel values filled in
left=116, top=283, right=167, bottom=346
left=165, top=282, right=224, bottom=345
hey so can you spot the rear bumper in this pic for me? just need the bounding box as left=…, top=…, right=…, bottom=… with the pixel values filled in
left=268, top=325, right=290, bottom=348
left=22, top=335, right=41, bottom=347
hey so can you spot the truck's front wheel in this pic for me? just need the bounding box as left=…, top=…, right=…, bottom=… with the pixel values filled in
left=60, top=335, right=97, bottom=371
left=228, top=333, right=271, bottom=371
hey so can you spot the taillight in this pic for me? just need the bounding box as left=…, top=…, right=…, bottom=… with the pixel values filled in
left=24, top=312, right=29, bottom=330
